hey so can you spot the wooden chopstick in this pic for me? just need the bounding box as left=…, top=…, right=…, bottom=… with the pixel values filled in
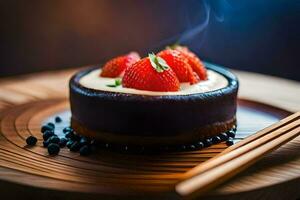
left=219, top=111, right=300, bottom=156
left=175, top=112, right=300, bottom=199
left=182, top=112, right=300, bottom=179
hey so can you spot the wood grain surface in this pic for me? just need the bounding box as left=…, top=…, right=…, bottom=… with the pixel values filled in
left=0, top=66, right=299, bottom=200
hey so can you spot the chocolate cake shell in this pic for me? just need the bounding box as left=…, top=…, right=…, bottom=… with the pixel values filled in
left=69, top=63, right=238, bottom=146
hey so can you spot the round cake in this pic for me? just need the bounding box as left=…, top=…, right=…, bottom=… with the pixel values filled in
left=69, top=48, right=238, bottom=149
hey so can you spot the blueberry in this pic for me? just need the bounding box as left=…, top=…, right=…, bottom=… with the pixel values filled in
left=226, top=138, right=234, bottom=146
left=48, top=136, right=60, bottom=144
left=203, top=138, right=212, bottom=147
left=65, top=131, right=73, bottom=139
left=66, top=140, right=74, bottom=148
left=79, top=137, right=89, bottom=146
left=90, top=139, right=99, bottom=145
left=26, top=136, right=37, bottom=146
left=79, top=145, right=91, bottom=156
left=48, top=143, right=60, bottom=155
left=63, top=127, right=73, bottom=133
left=212, top=136, right=222, bottom=144
left=232, top=125, right=237, bottom=131
left=227, top=130, right=236, bottom=138
left=47, top=122, right=55, bottom=129
left=55, top=116, right=62, bottom=123
left=196, top=141, right=204, bottom=148
left=43, top=140, right=49, bottom=147
left=70, top=141, right=81, bottom=152
left=183, top=145, right=194, bottom=151
left=123, top=145, right=129, bottom=151
left=59, top=138, right=68, bottom=147
left=65, top=131, right=80, bottom=141
left=219, top=132, right=229, bottom=141
left=43, top=130, right=54, bottom=141
left=41, top=125, right=53, bottom=133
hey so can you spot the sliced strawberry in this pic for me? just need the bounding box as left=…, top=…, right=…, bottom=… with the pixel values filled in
left=174, top=46, right=207, bottom=80
left=157, top=49, right=198, bottom=84
left=122, top=54, right=180, bottom=92
left=100, top=52, right=140, bottom=78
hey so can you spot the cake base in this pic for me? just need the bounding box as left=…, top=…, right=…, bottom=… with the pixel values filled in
left=71, top=116, right=236, bottom=148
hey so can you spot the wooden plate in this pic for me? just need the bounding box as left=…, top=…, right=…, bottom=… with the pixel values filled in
left=0, top=98, right=299, bottom=200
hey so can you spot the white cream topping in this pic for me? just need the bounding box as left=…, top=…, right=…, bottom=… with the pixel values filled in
left=79, top=69, right=228, bottom=96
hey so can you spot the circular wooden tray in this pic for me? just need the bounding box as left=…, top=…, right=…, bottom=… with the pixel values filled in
left=0, top=98, right=299, bottom=199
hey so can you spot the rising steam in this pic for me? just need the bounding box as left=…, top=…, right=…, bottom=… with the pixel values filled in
left=153, top=0, right=234, bottom=50
left=178, top=0, right=210, bottom=44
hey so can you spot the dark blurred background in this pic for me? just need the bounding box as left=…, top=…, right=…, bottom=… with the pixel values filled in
left=0, top=0, right=299, bottom=80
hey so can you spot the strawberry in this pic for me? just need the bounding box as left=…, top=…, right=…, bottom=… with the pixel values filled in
left=122, top=53, right=180, bottom=92
left=174, top=46, right=207, bottom=80
left=100, top=52, right=140, bottom=78
left=157, top=49, right=198, bottom=84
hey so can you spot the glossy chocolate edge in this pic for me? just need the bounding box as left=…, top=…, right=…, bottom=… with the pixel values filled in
left=69, top=62, right=239, bottom=137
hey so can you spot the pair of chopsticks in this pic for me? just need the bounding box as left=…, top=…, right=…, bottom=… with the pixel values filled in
left=175, top=111, right=300, bottom=199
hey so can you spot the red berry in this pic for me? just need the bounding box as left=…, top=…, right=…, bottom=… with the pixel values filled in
left=122, top=54, right=180, bottom=92
left=174, top=46, right=207, bottom=80
left=157, top=49, right=198, bottom=84
left=100, top=52, right=140, bottom=78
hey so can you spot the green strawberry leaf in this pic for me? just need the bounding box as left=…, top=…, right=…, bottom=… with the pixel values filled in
left=106, top=79, right=122, bottom=87
left=156, top=57, right=169, bottom=70
left=148, top=53, right=170, bottom=73
left=115, top=79, right=122, bottom=86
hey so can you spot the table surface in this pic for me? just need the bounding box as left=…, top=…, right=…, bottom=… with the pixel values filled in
left=0, top=67, right=299, bottom=200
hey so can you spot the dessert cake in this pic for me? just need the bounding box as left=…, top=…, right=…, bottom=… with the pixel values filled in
left=69, top=46, right=238, bottom=150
